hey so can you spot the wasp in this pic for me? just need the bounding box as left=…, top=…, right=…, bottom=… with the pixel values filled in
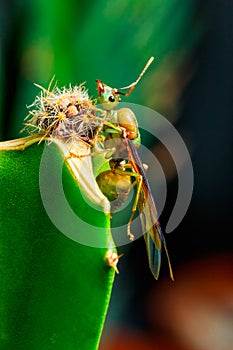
left=96, top=57, right=174, bottom=280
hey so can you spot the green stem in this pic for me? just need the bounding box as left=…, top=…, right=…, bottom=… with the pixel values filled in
left=0, top=141, right=115, bottom=350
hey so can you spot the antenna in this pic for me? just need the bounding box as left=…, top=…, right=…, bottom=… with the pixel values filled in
left=117, top=56, right=154, bottom=97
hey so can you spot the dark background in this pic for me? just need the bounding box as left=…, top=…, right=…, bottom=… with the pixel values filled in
left=1, top=1, right=232, bottom=349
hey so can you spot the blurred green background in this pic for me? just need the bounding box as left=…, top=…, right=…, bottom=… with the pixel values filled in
left=1, top=0, right=201, bottom=139
left=1, top=0, right=233, bottom=349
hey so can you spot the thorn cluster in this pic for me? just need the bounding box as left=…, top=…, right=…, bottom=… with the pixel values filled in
left=24, top=81, right=103, bottom=144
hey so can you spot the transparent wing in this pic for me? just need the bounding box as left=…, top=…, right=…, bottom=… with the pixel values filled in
left=139, top=203, right=161, bottom=279
left=127, top=140, right=174, bottom=280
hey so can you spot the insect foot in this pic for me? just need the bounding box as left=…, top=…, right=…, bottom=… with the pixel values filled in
left=127, top=226, right=135, bottom=241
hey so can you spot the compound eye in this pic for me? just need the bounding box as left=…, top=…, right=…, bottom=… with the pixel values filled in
left=108, top=95, right=115, bottom=102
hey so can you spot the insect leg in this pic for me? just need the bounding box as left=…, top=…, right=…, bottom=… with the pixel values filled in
left=113, top=166, right=142, bottom=241
left=126, top=173, right=142, bottom=240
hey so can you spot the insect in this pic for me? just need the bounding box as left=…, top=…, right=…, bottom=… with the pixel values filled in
left=96, top=57, right=174, bottom=280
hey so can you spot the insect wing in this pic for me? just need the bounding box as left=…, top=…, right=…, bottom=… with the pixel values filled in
left=139, top=200, right=161, bottom=280
left=127, top=140, right=174, bottom=280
